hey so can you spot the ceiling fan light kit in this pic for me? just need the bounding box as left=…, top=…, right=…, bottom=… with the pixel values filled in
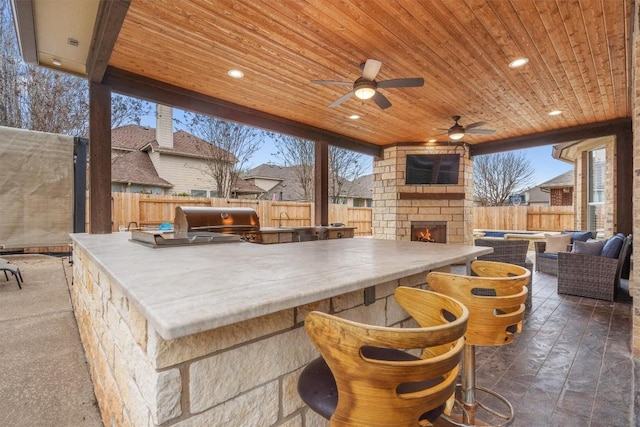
left=312, top=58, right=424, bottom=109
left=353, top=78, right=377, bottom=100
left=437, top=115, right=496, bottom=141
left=448, top=129, right=465, bottom=140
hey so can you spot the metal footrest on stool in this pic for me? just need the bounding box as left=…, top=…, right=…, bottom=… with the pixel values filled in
left=440, top=384, right=515, bottom=427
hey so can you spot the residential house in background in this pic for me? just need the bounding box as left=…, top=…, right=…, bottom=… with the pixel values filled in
left=111, top=105, right=263, bottom=198
left=242, top=164, right=305, bottom=201
left=522, top=170, right=574, bottom=206
left=242, top=164, right=374, bottom=206
left=538, top=170, right=574, bottom=206
left=346, top=174, right=373, bottom=207
left=524, top=186, right=550, bottom=206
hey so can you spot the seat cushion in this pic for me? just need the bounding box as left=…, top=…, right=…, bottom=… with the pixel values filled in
left=601, top=234, right=625, bottom=259
left=572, top=239, right=605, bottom=256
left=298, top=350, right=445, bottom=423
left=538, top=252, right=558, bottom=260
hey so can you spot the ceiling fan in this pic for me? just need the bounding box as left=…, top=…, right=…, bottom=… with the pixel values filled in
left=438, top=115, right=496, bottom=140
left=312, top=59, right=424, bottom=110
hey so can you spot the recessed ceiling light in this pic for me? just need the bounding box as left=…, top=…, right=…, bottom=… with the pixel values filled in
left=428, top=139, right=437, bottom=143
left=52, top=59, right=62, bottom=66
left=227, top=69, right=244, bottom=79
left=548, top=110, right=563, bottom=116
left=348, top=114, right=360, bottom=120
left=508, top=57, right=529, bottom=68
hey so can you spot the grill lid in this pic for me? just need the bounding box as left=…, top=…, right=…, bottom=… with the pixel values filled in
left=174, top=206, right=260, bottom=234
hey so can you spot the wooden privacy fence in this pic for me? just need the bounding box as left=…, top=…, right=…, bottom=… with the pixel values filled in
left=473, top=205, right=574, bottom=232
left=111, top=193, right=571, bottom=238
left=111, top=193, right=372, bottom=236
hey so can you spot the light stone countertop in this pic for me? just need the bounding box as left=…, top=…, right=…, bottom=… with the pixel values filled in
left=71, top=233, right=491, bottom=340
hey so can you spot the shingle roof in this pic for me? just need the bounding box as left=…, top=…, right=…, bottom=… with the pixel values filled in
left=539, top=170, right=574, bottom=189
left=243, top=163, right=287, bottom=180
left=149, top=130, right=236, bottom=162
left=112, top=125, right=235, bottom=162
left=346, top=174, right=373, bottom=199
left=232, top=178, right=265, bottom=194
left=244, top=164, right=309, bottom=201
left=243, top=164, right=373, bottom=201
left=112, top=125, right=156, bottom=151
left=111, top=151, right=172, bottom=187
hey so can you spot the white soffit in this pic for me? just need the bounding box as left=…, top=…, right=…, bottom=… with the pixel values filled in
left=33, top=0, right=100, bottom=75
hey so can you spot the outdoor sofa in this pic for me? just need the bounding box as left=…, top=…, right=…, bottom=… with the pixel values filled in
left=557, top=233, right=631, bottom=301
left=533, top=230, right=595, bottom=276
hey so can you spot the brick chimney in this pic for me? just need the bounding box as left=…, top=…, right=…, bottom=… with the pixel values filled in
left=156, top=104, right=173, bottom=148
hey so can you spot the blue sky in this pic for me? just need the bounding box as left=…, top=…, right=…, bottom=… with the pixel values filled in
left=140, top=107, right=572, bottom=188
left=244, top=140, right=572, bottom=187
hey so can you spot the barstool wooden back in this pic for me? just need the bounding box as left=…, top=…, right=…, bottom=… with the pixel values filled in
left=429, top=260, right=529, bottom=346
left=427, top=260, right=529, bottom=426
left=300, top=287, right=468, bottom=427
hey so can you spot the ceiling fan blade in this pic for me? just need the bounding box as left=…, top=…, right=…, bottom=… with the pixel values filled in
left=362, top=59, right=382, bottom=80
left=464, top=121, right=487, bottom=129
left=377, top=77, right=424, bottom=89
left=312, top=80, right=353, bottom=86
left=372, top=91, right=391, bottom=109
left=466, top=128, right=496, bottom=135
left=329, top=91, right=354, bottom=108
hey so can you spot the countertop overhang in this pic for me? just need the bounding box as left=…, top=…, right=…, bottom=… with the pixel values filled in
left=71, top=233, right=491, bottom=340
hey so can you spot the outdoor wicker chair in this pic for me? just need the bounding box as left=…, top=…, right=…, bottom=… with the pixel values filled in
left=557, top=233, right=631, bottom=301
left=534, top=230, right=595, bottom=276
left=474, top=238, right=533, bottom=309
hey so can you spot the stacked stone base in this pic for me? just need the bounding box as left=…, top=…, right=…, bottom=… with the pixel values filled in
left=70, top=242, right=442, bottom=426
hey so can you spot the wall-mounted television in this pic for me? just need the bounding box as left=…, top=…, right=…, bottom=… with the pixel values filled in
left=405, top=154, right=460, bottom=185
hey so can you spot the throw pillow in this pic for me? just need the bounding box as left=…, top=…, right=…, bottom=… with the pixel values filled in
left=568, top=231, right=593, bottom=243
left=572, top=239, right=605, bottom=256
left=601, top=234, right=625, bottom=259
left=544, top=233, right=572, bottom=253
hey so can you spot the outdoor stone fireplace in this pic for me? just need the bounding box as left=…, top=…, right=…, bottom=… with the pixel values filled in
left=372, top=144, right=474, bottom=244
left=411, top=221, right=447, bottom=243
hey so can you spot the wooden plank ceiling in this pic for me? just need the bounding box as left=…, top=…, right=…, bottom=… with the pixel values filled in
left=107, top=0, right=631, bottom=151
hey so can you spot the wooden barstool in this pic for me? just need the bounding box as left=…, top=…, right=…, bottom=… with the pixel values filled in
left=427, top=260, right=529, bottom=427
left=298, top=287, right=469, bottom=427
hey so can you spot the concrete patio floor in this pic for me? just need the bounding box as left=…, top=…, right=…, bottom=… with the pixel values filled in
left=0, top=254, right=101, bottom=427
left=0, top=254, right=636, bottom=426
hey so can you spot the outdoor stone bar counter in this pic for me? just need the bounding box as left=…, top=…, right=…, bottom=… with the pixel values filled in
left=69, top=233, right=490, bottom=426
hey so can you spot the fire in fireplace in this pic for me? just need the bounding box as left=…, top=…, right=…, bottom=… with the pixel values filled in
left=411, top=221, right=447, bottom=243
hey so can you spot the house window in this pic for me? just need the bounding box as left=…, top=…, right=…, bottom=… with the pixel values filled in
left=209, top=190, right=218, bottom=198
left=587, top=148, right=605, bottom=238
left=190, top=189, right=207, bottom=198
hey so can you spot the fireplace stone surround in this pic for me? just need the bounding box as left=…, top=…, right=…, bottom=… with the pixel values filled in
left=372, top=145, right=474, bottom=244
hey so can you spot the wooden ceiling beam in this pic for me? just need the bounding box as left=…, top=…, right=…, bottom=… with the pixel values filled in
left=102, top=67, right=383, bottom=158
left=86, top=0, right=131, bottom=83
left=469, top=118, right=632, bottom=157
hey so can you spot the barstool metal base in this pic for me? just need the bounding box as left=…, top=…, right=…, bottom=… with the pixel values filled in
left=440, top=384, right=515, bottom=427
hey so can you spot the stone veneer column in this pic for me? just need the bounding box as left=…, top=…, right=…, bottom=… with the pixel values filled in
left=373, top=145, right=474, bottom=244
left=632, top=1, right=640, bottom=355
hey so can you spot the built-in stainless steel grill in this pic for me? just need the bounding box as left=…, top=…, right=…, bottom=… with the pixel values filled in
left=130, top=205, right=357, bottom=247
left=174, top=206, right=260, bottom=235
left=130, top=206, right=261, bottom=247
